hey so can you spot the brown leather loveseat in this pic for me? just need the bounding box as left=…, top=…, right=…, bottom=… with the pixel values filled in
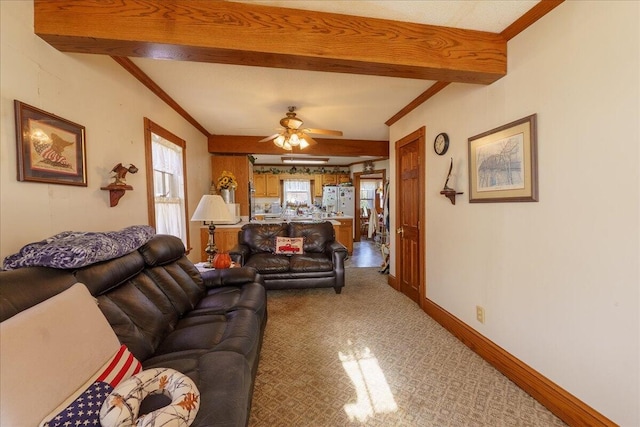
left=229, top=221, right=348, bottom=294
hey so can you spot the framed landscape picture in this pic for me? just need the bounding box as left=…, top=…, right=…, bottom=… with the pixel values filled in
left=14, top=100, right=87, bottom=186
left=468, top=114, right=538, bottom=203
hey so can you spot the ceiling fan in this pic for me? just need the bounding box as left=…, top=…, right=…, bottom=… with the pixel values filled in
left=259, top=106, right=343, bottom=151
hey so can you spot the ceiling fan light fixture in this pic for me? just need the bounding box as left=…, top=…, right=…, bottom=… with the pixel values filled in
left=280, top=106, right=304, bottom=130
left=264, top=106, right=341, bottom=152
left=288, top=133, right=300, bottom=146
left=280, top=116, right=303, bottom=130
left=273, top=135, right=285, bottom=147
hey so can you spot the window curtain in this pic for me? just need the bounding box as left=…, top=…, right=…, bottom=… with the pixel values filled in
left=152, top=136, right=186, bottom=245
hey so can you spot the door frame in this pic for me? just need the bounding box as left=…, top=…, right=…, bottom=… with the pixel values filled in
left=394, top=127, right=426, bottom=308
left=353, top=169, right=386, bottom=243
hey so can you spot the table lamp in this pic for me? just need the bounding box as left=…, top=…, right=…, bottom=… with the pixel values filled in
left=191, top=194, right=233, bottom=267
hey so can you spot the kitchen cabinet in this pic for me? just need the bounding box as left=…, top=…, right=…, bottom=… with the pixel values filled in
left=322, top=174, right=337, bottom=185
left=200, top=226, right=242, bottom=261
left=338, top=174, right=351, bottom=184
left=265, top=174, right=280, bottom=197
left=254, top=174, right=280, bottom=197
left=313, top=174, right=324, bottom=197
left=333, top=218, right=353, bottom=254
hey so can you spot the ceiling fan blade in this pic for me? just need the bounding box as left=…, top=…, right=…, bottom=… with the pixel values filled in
left=259, top=133, right=281, bottom=143
left=304, top=128, right=343, bottom=136
left=301, top=134, right=318, bottom=146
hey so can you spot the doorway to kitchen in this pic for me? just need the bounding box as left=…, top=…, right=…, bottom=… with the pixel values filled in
left=348, top=240, right=384, bottom=268
left=353, top=169, right=386, bottom=244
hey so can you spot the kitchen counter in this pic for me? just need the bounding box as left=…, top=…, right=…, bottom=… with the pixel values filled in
left=212, top=215, right=353, bottom=228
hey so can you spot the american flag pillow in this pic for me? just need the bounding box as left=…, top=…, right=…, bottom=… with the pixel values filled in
left=40, top=345, right=142, bottom=427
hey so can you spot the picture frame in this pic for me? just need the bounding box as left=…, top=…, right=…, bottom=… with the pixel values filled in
left=468, top=114, right=538, bottom=203
left=14, top=100, right=87, bottom=186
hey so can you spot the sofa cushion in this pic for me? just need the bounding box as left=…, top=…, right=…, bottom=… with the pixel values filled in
left=239, top=223, right=288, bottom=254
left=139, top=234, right=186, bottom=266
left=0, top=283, right=121, bottom=427
left=74, top=250, right=145, bottom=296
left=289, top=253, right=334, bottom=272
left=155, top=310, right=261, bottom=364
left=142, top=351, right=253, bottom=427
left=96, top=274, right=182, bottom=361
left=0, top=266, right=76, bottom=322
left=288, top=221, right=335, bottom=253
left=245, top=253, right=291, bottom=273
left=191, top=283, right=267, bottom=319
left=143, top=259, right=206, bottom=315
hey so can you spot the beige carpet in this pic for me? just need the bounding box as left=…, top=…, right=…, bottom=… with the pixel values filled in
left=249, top=268, right=566, bottom=426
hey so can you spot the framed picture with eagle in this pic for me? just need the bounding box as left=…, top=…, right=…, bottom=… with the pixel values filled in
left=15, top=100, right=87, bottom=186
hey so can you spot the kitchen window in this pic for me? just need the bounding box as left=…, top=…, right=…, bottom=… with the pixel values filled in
left=283, top=179, right=311, bottom=207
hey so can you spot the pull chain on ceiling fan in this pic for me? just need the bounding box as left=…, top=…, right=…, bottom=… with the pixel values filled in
left=259, top=106, right=343, bottom=151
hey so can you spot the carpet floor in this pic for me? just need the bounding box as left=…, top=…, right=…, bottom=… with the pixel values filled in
left=248, top=267, right=566, bottom=427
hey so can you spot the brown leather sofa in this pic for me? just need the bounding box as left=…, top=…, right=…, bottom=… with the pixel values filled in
left=229, top=221, right=348, bottom=294
left=0, top=234, right=267, bottom=427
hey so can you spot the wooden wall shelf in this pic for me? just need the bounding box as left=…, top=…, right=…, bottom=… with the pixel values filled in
left=440, top=188, right=463, bottom=205
left=101, top=184, right=133, bottom=207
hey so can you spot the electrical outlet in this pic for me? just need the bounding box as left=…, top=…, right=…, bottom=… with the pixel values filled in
left=476, top=306, right=485, bottom=324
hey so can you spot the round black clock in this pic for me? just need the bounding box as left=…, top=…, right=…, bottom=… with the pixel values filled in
left=434, top=132, right=449, bottom=155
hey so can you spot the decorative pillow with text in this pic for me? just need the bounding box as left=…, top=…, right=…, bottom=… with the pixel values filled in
left=274, top=237, right=304, bottom=255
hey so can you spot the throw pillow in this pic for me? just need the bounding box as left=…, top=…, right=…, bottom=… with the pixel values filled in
left=100, top=367, right=200, bottom=427
left=40, top=345, right=142, bottom=427
left=0, top=283, right=122, bottom=427
left=274, top=237, right=304, bottom=255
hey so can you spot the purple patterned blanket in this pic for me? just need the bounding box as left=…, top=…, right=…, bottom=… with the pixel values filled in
left=2, top=225, right=155, bottom=270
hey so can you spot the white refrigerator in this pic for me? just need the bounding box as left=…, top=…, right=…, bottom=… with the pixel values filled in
left=322, top=186, right=355, bottom=217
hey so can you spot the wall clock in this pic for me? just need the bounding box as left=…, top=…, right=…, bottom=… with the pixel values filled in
left=434, top=132, right=449, bottom=155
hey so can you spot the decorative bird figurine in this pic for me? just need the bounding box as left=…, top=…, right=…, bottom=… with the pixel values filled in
left=110, top=163, right=138, bottom=185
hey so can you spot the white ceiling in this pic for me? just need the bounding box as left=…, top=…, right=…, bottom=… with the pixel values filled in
left=129, top=1, right=538, bottom=165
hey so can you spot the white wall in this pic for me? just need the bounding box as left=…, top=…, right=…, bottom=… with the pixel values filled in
left=0, top=1, right=211, bottom=263
left=389, top=2, right=639, bottom=425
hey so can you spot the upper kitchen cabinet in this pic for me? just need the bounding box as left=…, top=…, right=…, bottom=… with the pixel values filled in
left=338, top=174, right=351, bottom=184
left=254, top=173, right=280, bottom=198
left=211, top=155, right=251, bottom=216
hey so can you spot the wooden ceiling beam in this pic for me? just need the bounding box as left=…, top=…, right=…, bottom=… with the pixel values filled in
left=34, top=0, right=506, bottom=84
left=209, top=135, right=389, bottom=157
left=386, top=0, right=565, bottom=125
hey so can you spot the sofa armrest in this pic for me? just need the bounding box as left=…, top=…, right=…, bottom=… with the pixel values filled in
left=326, top=241, right=348, bottom=289
left=200, top=266, right=262, bottom=288
left=326, top=240, right=348, bottom=264
left=326, top=240, right=348, bottom=261
left=229, top=244, right=250, bottom=265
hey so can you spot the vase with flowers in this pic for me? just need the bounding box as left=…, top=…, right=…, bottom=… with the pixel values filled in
left=216, top=170, right=238, bottom=204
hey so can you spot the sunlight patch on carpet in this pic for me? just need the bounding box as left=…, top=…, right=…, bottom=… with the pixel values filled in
left=339, top=341, right=397, bottom=422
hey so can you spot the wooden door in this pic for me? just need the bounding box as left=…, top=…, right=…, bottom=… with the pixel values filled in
left=395, top=127, right=425, bottom=305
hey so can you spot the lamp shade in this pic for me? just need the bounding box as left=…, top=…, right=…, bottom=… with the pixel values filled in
left=191, top=195, right=233, bottom=222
